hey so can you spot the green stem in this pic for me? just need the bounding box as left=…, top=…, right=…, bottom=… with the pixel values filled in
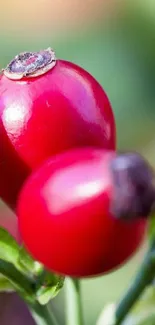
left=115, top=242, right=155, bottom=325
left=29, top=303, right=59, bottom=325
left=65, top=277, right=84, bottom=325
left=0, top=259, right=35, bottom=297
left=0, top=259, right=60, bottom=325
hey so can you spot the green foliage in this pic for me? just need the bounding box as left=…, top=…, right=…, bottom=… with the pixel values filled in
left=0, top=227, right=21, bottom=266
left=0, top=227, right=64, bottom=302
left=36, top=273, right=64, bottom=305
left=0, top=274, right=14, bottom=292
left=0, top=227, right=42, bottom=276
left=148, top=215, right=155, bottom=243
left=18, top=246, right=44, bottom=276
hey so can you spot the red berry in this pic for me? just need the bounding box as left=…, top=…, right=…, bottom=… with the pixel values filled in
left=0, top=48, right=116, bottom=209
left=17, top=148, right=146, bottom=277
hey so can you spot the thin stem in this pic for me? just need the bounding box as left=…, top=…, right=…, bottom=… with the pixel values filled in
left=114, top=242, right=155, bottom=325
left=65, top=277, right=84, bottom=325
left=29, top=303, right=59, bottom=325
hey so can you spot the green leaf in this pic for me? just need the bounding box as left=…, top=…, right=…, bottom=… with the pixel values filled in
left=18, top=246, right=43, bottom=276
left=0, top=227, right=64, bottom=301
left=0, top=258, right=36, bottom=303
left=0, top=227, right=20, bottom=266
left=0, top=227, right=43, bottom=278
left=36, top=272, right=65, bottom=305
left=0, top=274, right=14, bottom=292
left=0, top=227, right=36, bottom=275
left=148, top=214, right=155, bottom=243
left=18, top=246, right=35, bottom=270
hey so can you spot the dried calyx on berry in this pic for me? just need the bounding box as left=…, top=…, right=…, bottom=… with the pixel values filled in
left=3, top=48, right=56, bottom=80
left=110, top=152, right=155, bottom=220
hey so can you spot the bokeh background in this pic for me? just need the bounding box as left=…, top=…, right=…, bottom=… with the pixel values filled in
left=0, top=0, right=155, bottom=324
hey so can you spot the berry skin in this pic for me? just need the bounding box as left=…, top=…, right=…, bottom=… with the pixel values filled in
left=0, top=48, right=116, bottom=209
left=17, top=148, right=146, bottom=278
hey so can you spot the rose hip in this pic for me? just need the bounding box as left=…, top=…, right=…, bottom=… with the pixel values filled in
left=17, top=148, right=146, bottom=277
left=0, top=48, right=116, bottom=209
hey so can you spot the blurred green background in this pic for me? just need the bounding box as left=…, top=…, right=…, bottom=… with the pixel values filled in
left=0, top=0, right=155, bottom=324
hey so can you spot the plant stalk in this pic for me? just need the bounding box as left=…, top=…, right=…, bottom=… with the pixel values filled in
left=114, top=242, right=155, bottom=325
left=65, top=277, right=84, bottom=325
left=29, top=303, right=59, bottom=325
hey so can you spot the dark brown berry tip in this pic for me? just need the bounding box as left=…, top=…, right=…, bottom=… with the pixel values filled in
left=110, top=152, right=155, bottom=221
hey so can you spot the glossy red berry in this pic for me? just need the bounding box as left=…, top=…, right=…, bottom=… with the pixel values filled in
left=17, top=148, right=146, bottom=277
left=0, top=48, right=116, bottom=209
